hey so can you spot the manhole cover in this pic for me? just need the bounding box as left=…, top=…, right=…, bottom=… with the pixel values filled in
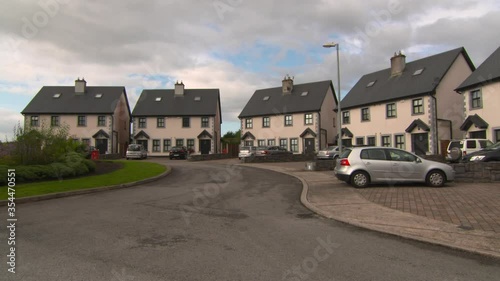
left=296, top=213, right=315, bottom=219
left=458, top=225, right=474, bottom=230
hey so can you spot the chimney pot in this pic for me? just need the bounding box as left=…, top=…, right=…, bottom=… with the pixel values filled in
left=75, top=77, right=87, bottom=94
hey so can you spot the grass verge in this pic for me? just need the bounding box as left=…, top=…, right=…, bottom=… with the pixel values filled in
left=0, top=160, right=167, bottom=200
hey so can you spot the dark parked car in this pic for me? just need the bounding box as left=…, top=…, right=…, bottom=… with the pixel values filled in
left=463, top=142, right=500, bottom=162
left=169, top=146, right=188, bottom=160
left=261, top=146, right=293, bottom=156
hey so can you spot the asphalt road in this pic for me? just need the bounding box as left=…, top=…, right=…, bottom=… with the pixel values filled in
left=1, top=159, right=499, bottom=281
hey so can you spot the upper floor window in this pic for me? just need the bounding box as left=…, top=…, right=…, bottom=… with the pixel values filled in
left=342, top=111, right=350, bottom=124
left=412, top=98, right=424, bottom=115
left=470, top=90, right=482, bottom=109
left=201, top=117, right=209, bottom=128
left=98, top=116, right=106, bottom=127
left=30, top=116, right=39, bottom=127
left=284, top=115, right=293, bottom=126
left=51, top=116, right=60, bottom=127
left=361, top=108, right=370, bottom=121
left=262, top=117, right=270, bottom=128
left=182, top=117, right=190, bottom=128
left=138, top=117, right=147, bottom=128
left=157, top=117, right=165, bottom=128
left=77, top=116, right=86, bottom=127
left=245, top=118, right=253, bottom=129
left=304, top=113, right=313, bottom=125
left=386, top=103, right=396, bottom=118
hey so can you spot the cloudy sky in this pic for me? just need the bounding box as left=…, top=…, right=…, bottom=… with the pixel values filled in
left=1, top=0, right=500, bottom=140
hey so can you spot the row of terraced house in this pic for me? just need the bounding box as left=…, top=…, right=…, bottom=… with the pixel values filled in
left=21, top=46, right=500, bottom=157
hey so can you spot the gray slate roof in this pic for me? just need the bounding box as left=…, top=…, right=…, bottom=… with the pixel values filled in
left=238, top=80, right=335, bottom=118
left=342, top=47, right=475, bottom=110
left=132, top=89, right=221, bottom=119
left=456, top=46, right=500, bottom=91
left=22, top=86, right=130, bottom=115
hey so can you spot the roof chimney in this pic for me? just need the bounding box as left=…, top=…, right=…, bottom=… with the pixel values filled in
left=282, top=75, right=293, bottom=95
left=75, top=77, right=86, bottom=94
left=390, top=51, right=406, bottom=77
left=174, top=81, right=184, bottom=96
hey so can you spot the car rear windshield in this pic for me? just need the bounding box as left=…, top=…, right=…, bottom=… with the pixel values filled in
left=127, top=145, right=141, bottom=151
left=339, top=149, right=351, bottom=158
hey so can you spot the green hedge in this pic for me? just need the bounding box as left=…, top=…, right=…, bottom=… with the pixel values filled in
left=0, top=152, right=96, bottom=186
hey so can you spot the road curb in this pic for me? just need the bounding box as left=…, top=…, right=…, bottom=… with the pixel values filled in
left=0, top=167, right=172, bottom=206
left=241, top=164, right=500, bottom=260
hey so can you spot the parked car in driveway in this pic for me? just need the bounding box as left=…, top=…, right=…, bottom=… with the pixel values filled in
left=446, top=138, right=493, bottom=162
left=238, top=146, right=257, bottom=159
left=334, top=147, right=455, bottom=188
left=126, top=144, right=148, bottom=160
left=169, top=146, right=188, bottom=160
left=317, top=146, right=340, bottom=160
left=463, top=142, right=500, bottom=162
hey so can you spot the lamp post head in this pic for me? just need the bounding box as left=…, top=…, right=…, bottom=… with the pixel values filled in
left=323, top=42, right=338, bottom=48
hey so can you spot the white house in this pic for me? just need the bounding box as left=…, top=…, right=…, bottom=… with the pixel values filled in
left=238, top=76, right=338, bottom=153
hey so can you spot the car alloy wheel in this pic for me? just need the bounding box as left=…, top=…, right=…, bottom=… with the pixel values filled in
left=351, top=171, right=369, bottom=188
left=426, top=170, right=445, bottom=187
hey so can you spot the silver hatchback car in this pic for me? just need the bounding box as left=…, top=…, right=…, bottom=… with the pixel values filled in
left=334, top=147, right=455, bottom=188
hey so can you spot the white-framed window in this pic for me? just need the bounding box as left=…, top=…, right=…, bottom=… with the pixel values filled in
left=257, top=139, right=266, bottom=147
left=245, top=118, right=253, bottom=129
left=290, top=138, right=299, bottom=152
left=412, top=98, right=424, bottom=115
left=77, top=115, right=86, bottom=127
left=361, top=108, right=370, bottom=121
left=152, top=139, right=161, bottom=152
left=163, top=139, right=171, bottom=152
left=263, top=117, right=270, bottom=128
left=157, top=117, right=165, bottom=128
left=279, top=139, right=288, bottom=150
left=138, top=117, right=147, bottom=128
left=470, top=90, right=482, bottom=109
left=381, top=135, right=391, bottom=147
left=284, top=115, right=293, bottom=126
left=98, top=116, right=106, bottom=127
left=304, top=113, right=313, bottom=125
left=395, top=135, right=405, bottom=149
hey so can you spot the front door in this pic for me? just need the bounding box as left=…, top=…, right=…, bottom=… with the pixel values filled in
left=137, top=140, right=148, bottom=152
left=95, top=139, right=108, bottom=154
left=200, top=140, right=211, bottom=155
left=412, top=133, right=429, bottom=156
left=304, top=138, right=315, bottom=153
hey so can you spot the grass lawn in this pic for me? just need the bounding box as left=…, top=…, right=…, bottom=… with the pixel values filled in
left=0, top=160, right=167, bottom=200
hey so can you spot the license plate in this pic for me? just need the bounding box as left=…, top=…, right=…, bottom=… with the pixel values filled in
left=174, top=154, right=179, bottom=156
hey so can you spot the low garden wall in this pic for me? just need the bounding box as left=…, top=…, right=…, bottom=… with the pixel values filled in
left=99, top=153, right=122, bottom=160
left=451, top=162, right=500, bottom=183
left=188, top=154, right=236, bottom=161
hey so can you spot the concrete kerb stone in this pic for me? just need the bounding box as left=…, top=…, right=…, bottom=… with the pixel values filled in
left=0, top=166, right=172, bottom=206
left=240, top=163, right=500, bottom=260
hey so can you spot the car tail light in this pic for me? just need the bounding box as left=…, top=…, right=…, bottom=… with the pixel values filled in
left=340, top=158, right=350, bottom=166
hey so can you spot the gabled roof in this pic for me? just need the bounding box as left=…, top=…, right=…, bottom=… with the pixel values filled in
left=342, top=47, right=475, bottom=109
left=341, top=127, right=353, bottom=138
left=238, top=80, right=336, bottom=118
left=300, top=128, right=317, bottom=138
left=22, top=86, right=131, bottom=115
left=132, top=89, right=221, bottom=120
left=241, top=132, right=255, bottom=140
left=92, top=129, right=110, bottom=139
left=456, top=46, right=500, bottom=91
left=405, top=119, right=431, bottom=133
left=460, top=114, right=488, bottom=131
left=197, top=130, right=213, bottom=139
left=134, top=130, right=150, bottom=139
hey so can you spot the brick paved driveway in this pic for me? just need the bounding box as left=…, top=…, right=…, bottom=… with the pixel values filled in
left=356, top=182, right=500, bottom=232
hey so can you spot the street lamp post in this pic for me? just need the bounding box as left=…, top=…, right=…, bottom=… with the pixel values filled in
left=323, top=42, right=342, bottom=155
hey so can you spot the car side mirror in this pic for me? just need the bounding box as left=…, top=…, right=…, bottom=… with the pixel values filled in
left=415, top=158, right=422, bottom=163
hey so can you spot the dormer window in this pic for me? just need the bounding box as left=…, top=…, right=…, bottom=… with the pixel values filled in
left=194, top=96, right=201, bottom=101
left=53, top=93, right=61, bottom=98
left=301, top=92, right=309, bottom=96
left=413, top=68, right=424, bottom=76
left=155, top=97, right=162, bottom=102
left=366, top=80, right=376, bottom=87
left=95, top=93, right=103, bottom=98
left=263, top=96, right=270, bottom=101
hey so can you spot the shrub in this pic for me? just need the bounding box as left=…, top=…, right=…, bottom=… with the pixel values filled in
left=82, top=159, right=96, bottom=172
left=49, top=162, right=76, bottom=179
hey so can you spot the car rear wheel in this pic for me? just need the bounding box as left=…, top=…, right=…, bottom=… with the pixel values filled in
left=426, top=170, right=445, bottom=187
left=350, top=171, right=369, bottom=188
